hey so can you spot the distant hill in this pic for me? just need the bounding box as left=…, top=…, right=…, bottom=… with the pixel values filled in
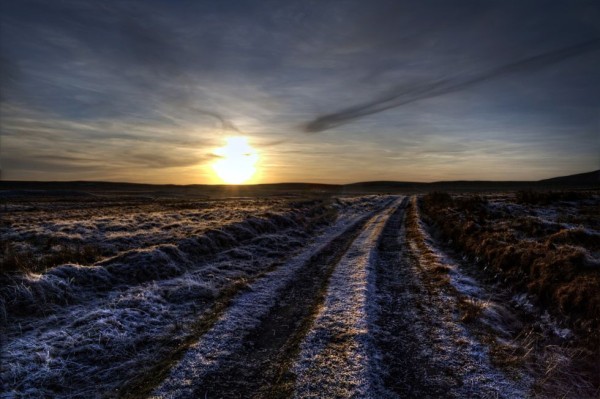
left=0, top=170, right=598, bottom=197
left=538, top=170, right=599, bottom=185
left=344, top=170, right=600, bottom=192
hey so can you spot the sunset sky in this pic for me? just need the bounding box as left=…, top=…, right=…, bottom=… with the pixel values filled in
left=1, top=0, right=598, bottom=184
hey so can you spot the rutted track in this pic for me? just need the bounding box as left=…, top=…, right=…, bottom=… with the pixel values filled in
left=371, top=197, right=532, bottom=398
left=151, top=195, right=536, bottom=398
left=151, top=197, right=399, bottom=398
left=7, top=193, right=586, bottom=398
left=1, top=197, right=391, bottom=398
left=290, top=198, right=402, bottom=398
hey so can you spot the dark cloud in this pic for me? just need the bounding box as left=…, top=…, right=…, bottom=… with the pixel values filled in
left=1, top=155, right=101, bottom=173
left=0, top=0, right=239, bottom=131
left=35, top=155, right=98, bottom=164
left=124, top=152, right=206, bottom=168
left=258, top=139, right=287, bottom=147
left=304, top=39, right=600, bottom=133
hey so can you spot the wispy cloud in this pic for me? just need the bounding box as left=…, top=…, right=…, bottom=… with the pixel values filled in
left=304, top=39, right=600, bottom=132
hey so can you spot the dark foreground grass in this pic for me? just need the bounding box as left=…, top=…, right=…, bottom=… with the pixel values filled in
left=416, top=194, right=600, bottom=397
left=1, top=240, right=103, bottom=274
left=420, top=191, right=600, bottom=345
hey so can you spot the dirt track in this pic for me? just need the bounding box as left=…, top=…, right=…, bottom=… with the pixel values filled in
left=148, top=196, right=551, bottom=398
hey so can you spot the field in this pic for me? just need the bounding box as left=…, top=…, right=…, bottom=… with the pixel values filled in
left=1, top=190, right=599, bottom=398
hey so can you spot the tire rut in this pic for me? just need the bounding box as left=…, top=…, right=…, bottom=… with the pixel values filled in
left=371, top=197, right=456, bottom=397
left=153, top=198, right=397, bottom=399
left=290, top=198, right=403, bottom=398
left=194, top=210, right=387, bottom=398
left=372, top=196, right=531, bottom=398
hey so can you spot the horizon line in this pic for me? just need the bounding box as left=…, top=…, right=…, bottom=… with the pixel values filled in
left=0, top=169, right=597, bottom=188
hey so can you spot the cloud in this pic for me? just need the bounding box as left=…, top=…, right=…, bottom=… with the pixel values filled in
left=0, top=0, right=240, bottom=132
left=304, top=39, right=600, bottom=132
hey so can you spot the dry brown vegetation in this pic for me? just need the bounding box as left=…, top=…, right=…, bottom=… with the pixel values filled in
left=0, top=240, right=104, bottom=273
left=420, top=191, right=600, bottom=345
left=0, top=196, right=336, bottom=275
left=515, top=190, right=590, bottom=205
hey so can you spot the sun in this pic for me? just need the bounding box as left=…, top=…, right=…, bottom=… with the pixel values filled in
left=212, top=136, right=259, bottom=184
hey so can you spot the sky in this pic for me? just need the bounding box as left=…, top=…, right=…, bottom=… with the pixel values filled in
left=1, top=0, right=598, bottom=184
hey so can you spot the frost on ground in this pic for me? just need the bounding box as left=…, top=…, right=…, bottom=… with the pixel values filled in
left=418, top=192, right=600, bottom=398
left=153, top=197, right=394, bottom=399
left=0, top=194, right=391, bottom=398
left=0, top=197, right=293, bottom=273
left=291, top=199, right=400, bottom=399
left=406, top=197, right=533, bottom=398
left=1, top=191, right=597, bottom=398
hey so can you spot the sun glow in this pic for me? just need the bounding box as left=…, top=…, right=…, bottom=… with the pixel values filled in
left=212, top=137, right=259, bottom=184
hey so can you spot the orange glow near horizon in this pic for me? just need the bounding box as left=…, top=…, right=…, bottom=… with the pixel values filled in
left=212, top=137, right=259, bottom=184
